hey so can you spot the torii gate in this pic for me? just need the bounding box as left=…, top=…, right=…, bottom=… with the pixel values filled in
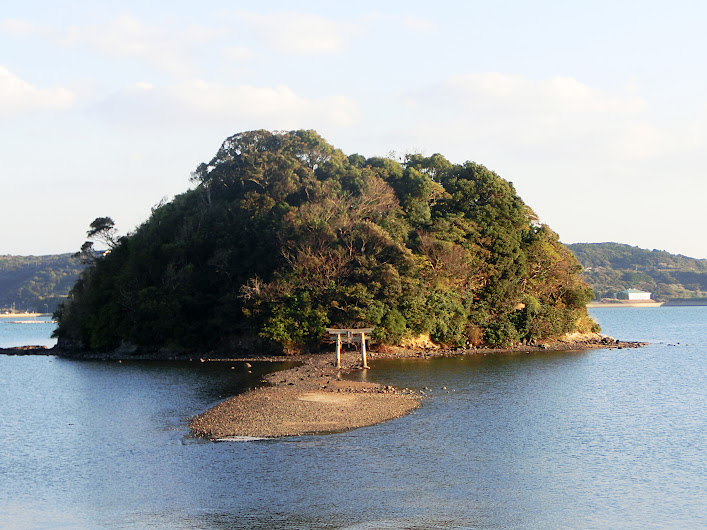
left=326, top=327, right=374, bottom=369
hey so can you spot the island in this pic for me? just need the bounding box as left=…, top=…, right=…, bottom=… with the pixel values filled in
left=47, top=129, right=633, bottom=438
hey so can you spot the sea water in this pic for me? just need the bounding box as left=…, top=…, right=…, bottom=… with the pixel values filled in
left=0, top=315, right=57, bottom=348
left=0, top=307, right=704, bottom=528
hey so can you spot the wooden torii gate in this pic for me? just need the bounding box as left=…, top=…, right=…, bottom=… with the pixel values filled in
left=326, top=327, right=374, bottom=369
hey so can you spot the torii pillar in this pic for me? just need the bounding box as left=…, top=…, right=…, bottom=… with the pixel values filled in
left=327, top=328, right=374, bottom=369
left=359, top=330, right=369, bottom=369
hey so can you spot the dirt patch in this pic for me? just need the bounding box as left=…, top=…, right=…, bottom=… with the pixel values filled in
left=298, top=391, right=355, bottom=403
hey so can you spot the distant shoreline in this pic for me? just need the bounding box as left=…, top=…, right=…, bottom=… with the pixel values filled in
left=0, top=312, right=52, bottom=318
left=588, top=300, right=707, bottom=308
left=587, top=301, right=663, bottom=308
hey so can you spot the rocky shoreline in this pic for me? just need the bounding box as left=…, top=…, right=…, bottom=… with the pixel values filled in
left=0, top=331, right=645, bottom=359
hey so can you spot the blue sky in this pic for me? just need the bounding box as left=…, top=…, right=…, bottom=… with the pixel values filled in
left=2, top=1, right=706, bottom=258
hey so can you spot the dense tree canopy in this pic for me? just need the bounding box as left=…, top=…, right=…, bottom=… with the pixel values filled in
left=54, top=130, right=596, bottom=354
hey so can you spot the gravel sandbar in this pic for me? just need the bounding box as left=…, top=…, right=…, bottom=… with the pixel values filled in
left=190, top=352, right=421, bottom=439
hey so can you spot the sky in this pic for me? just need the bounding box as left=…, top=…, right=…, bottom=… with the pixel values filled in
left=2, top=0, right=706, bottom=259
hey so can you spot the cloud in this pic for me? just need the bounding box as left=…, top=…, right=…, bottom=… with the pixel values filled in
left=443, top=73, right=646, bottom=115
left=224, top=46, right=255, bottom=62
left=399, top=72, right=657, bottom=164
left=1, top=16, right=222, bottom=77
left=0, top=66, right=75, bottom=116
left=402, top=16, right=438, bottom=34
left=91, top=80, right=360, bottom=129
left=237, top=11, right=355, bottom=55
left=65, top=15, right=208, bottom=76
left=0, top=18, right=35, bottom=36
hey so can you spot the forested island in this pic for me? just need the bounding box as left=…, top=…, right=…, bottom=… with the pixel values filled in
left=53, top=130, right=597, bottom=357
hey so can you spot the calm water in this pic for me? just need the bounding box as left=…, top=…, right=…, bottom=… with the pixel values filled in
left=0, top=315, right=57, bottom=348
left=0, top=308, right=705, bottom=529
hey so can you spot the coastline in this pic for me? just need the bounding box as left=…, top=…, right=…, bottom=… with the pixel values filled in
left=0, top=333, right=646, bottom=440
left=0, top=312, right=51, bottom=318
left=587, top=301, right=663, bottom=308
left=190, top=333, right=645, bottom=440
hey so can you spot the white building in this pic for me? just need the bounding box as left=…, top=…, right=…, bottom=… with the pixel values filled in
left=616, top=289, right=652, bottom=300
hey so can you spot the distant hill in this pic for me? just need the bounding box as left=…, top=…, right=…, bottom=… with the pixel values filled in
left=0, top=254, right=84, bottom=313
left=567, top=243, right=707, bottom=301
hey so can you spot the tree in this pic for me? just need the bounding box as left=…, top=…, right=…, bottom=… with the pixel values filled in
left=87, top=217, right=119, bottom=250
left=73, top=217, right=119, bottom=265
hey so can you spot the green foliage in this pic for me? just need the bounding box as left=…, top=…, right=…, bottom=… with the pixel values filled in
left=483, top=317, right=519, bottom=348
left=377, top=308, right=407, bottom=344
left=54, top=130, right=594, bottom=353
left=260, top=290, right=328, bottom=354
left=568, top=243, right=707, bottom=301
left=0, top=254, right=84, bottom=312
